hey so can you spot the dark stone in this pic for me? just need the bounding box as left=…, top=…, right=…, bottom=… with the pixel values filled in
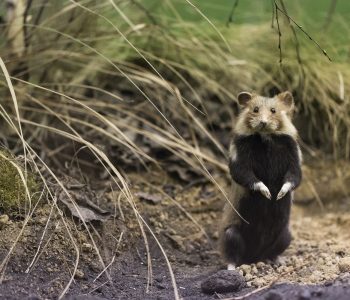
left=298, top=288, right=311, bottom=299
left=64, top=296, right=107, bottom=300
left=265, top=290, right=284, bottom=300
left=324, top=280, right=333, bottom=287
left=312, top=288, right=324, bottom=297
left=25, top=296, right=41, bottom=300
left=200, top=270, right=246, bottom=295
left=156, top=282, right=167, bottom=290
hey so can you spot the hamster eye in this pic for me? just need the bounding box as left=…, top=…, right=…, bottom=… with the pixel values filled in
left=253, top=106, right=259, bottom=113
left=271, top=108, right=276, bottom=114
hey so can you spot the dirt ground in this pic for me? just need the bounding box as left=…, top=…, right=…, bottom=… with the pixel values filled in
left=0, top=163, right=350, bottom=300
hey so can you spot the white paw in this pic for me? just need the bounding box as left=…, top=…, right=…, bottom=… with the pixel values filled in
left=277, top=182, right=293, bottom=200
left=227, top=263, right=236, bottom=270
left=253, top=182, right=271, bottom=200
left=266, top=257, right=282, bottom=266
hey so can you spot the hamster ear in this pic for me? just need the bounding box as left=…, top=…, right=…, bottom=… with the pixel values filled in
left=277, top=91, right=294, bottom=109
left=237, top=92, right=252, bottom=106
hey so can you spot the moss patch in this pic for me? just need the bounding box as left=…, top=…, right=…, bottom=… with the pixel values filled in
left=0, top=151, right=38, bottom=213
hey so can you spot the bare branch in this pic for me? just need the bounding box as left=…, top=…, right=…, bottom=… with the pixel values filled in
left=323, top=0, right=338, bottom=31
left=271, top=0, right=275, bottom=28
left=226, top=0, right=239, bottom=27
left=23, top=0, right=32, bottom=49
left=130, top=0, right=158, bottom=25
left=274, top=0, right=332, bottom=62
left=274, top=2, right=282, bottom=65
left=278, top=0, right=305, bottom=85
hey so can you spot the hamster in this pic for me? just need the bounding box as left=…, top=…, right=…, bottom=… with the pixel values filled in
left=220, top=91, right=302, bottom=269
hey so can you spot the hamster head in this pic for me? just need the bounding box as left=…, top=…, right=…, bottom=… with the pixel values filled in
left=235, top=91, right=297, bottom=137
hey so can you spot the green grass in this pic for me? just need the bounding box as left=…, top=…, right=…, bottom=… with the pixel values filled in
left=143, top=0, right=350, bottom=23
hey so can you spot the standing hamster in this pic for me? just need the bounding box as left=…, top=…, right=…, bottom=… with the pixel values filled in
left=220, top=91, right=302, bottom=269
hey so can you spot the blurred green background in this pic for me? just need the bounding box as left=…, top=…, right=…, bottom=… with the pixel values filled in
left=144, top=0, right=350, bottom=24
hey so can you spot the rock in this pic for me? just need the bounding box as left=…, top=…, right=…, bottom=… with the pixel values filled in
left=74, top=269, right=85, bottom=279
left=298, top=288, right=311, bottom=300
left=82, top=242, right=93, bottom=252
left=240, top=264, right=251, bottom=275
left=338, top=257, right=350, bottom=273
left=201, top=270, right=246, bottom=294
left=257, top=262, right=266, bottom=269
left=251, top=266, right=258, bottom=275
left=311, top=288, right=324, bottom=297
left=25, top=296, right=41, bottom=300
left=0, top=215, right=9, bottom=228
left=245, top=274, right=253, bottom=281
left=252, top=277, right=266, bottom=287
left=317, top=258, right=324, bottom=265
left=64, top=296, right=107, bottom=300
left=264, top=290, right=284, bottom=300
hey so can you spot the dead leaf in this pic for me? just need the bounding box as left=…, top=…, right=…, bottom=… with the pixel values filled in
left=57, top=178, right=111, bottom=222
left=135, top=192, right=162, bottom=205
left=59, top=196, right=111, bottom=222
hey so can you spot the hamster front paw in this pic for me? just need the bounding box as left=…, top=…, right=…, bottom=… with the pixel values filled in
left=253, top=182, right=271, bottom=200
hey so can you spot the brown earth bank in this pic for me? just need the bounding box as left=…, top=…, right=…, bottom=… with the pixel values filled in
left=0, top=164, right=349, bottom=300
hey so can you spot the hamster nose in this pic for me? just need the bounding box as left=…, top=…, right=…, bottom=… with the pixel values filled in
left=260, top=121, right=267, bottom=128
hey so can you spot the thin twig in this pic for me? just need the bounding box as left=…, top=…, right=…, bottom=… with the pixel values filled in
left=226, top=0, right=239, bottom=27
left=278, top=0, right=306, bottom=82
left=23, top=0, right=33, bottom=49
left=323, top=0, right=338, bottom=31
left=274, top=1, right=332, bottom=61
left=274, top=2, right=282, bottom=65
left=130, top=0, right=158, bottom=25
left=270, top=0, right=275, bottom=28
left=279, top=0, right=302, bottom=65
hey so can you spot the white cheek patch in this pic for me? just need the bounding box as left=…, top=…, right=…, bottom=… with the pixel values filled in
left=279, top=112, right=297, bottom=137
left=229, top=142, right=237, bottom=161
left=269, top=120, right=278, bottom=131
left=234, top=109, right=252, bottom=135
left=297, top=144, right=303, bottom=164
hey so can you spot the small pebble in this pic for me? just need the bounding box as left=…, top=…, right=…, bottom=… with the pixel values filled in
left=338, top=257, right=350, bottom=273
left=245, top=274, right=253, bottom=281
left=240, top=264, right=251, bottom=275
left=251, top=266, right=258, bottom=275
left=82, top=243, right=93, bottom=252
left=252, top=278, right=266, bottom=287
left=74, top=269, right=85, bottom=279
left=0, top=215, right=9, bottom=228
left=257, top=262, right=265, bottom=269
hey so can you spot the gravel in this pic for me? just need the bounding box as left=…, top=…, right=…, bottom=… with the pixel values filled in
left=233, top=208, right=350, bottom=288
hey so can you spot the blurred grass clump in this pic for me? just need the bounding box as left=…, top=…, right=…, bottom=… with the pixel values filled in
left=0, top=0, right=350, bottom=182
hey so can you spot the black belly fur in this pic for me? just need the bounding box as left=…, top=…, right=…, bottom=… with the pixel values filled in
left=224, top=133, right=300, bottom=264
left=237, top=192, right=291, bottom=263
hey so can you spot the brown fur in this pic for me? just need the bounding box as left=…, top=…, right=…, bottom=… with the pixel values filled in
left=235, top=92, right=297, bottom=138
